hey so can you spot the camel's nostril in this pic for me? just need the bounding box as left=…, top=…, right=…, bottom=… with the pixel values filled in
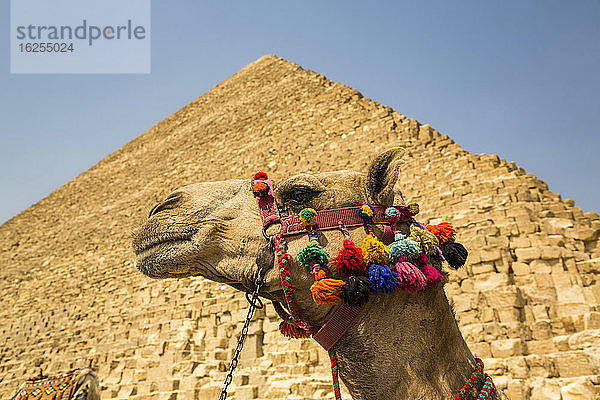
left=148, top=192, right=182, bottom=218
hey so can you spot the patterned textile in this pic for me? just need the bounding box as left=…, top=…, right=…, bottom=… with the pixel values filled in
left=12, top=368, right=99, bottom=400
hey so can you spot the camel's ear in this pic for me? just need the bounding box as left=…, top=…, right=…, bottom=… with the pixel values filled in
left=365, top=147, right=405, bottom=204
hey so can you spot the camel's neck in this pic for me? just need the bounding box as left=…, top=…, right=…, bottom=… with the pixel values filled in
left=333, top=286, right=477, bottom=400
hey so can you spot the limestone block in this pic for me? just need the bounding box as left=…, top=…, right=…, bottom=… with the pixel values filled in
left=553, top=352, right=593, bottom=377
left=560, top=379, right=597, bottom=400
left=473, top=272, right=510, bottom=291
left=491, top=339, right=523, bottom=358
left=568, top=329, right=600, bottom=350
left=533, top=273, right=554, bottom=289
left=539, top=246, right=562, bottom=260
left=530, top=259, right=554, bottom=274
left=531, top=321, right=553, bottom=340
left=511, top=262, right=530, bottom=276
left=515, top=248, right=541, bottom=262
left=510, top=236, right=531, bottom=249
left=469, top=342, right=492, bottom=358
left=506, top=379, right=528, bottom=400
left=524, top=354, right=556, bottom=377
left=542, top=218, right=574, bottom=234
left=585, top=312, right=600, bottom=329
left=497, top=308, right=521, bottom=323
left=471, top=262, right=495, bottom=275
left=555, top=303, right=591, bottom=319
left=577, top=258, right=600, bottom=274
left=529, top=378, right=561, bottom=399
left=484, top=286, right=523, bottom=308
left=506, top=356, right=529, bottom=379
left=556, top=286, right=586, bottom=304
left=235, top=385, right=259, bottom=398
left=530, top=305, right=549, bottom=320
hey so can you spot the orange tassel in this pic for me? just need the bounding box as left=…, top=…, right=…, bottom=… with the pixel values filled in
left=314, top=269, right=327, bottom=281
left=311, top=278, right=344, bottom=305
left=279, top=320, right=311, bottom=339
left=426, top=222, right=457, bottom=245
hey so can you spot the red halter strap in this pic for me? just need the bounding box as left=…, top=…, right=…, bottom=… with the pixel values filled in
left=281, top=205, right=391, bottom=236
left=253, top=177, right=414, bottom=240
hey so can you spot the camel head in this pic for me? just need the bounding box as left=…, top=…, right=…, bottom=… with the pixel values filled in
left=131, top=147, right=504, bottom=400
left=132, top=148, right=405, bottom=324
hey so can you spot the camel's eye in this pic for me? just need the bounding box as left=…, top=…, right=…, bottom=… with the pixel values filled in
left=285, top=186, right=319, bottom=206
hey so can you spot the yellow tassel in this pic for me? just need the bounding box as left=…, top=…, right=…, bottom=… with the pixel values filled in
left=361, top=234, right=390, bottom=265
left=409, top=225, right=439, bottom=255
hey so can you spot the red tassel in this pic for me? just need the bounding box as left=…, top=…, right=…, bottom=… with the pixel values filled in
left=334, top=239, right=367, bottom=275
left=279, top=320, right=311, bottom=339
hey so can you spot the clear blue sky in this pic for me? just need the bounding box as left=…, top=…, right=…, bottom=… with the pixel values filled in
left=1, top=1, right=599, bottom=224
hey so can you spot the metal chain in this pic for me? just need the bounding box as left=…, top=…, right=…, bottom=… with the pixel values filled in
left=218, top=265, right=265, bottom=400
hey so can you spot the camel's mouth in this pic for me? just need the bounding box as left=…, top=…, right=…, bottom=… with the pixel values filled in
left=131, top=224, right=201, bottom=278
left=132, top=229, right=198, bottom=255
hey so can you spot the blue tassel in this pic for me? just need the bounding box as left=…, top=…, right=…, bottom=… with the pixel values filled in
left=368, top=264, right=399, bottom=293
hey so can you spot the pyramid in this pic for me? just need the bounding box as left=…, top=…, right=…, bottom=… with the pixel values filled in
left=1, top=55, right=599, bottom=400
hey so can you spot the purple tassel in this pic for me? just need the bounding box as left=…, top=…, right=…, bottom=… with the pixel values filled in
left=393, top=261, right=427, bottom=293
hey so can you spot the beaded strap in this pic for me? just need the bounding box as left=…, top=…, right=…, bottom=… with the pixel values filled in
left=454, top=358, right=497, bottom=400
left=329, top=350, right=342, bottom=400
left=274, top=235, right=314, bottom=334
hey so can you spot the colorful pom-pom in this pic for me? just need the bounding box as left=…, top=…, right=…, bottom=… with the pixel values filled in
left=361, top=235, right=390, bottom=266
left=342, top=276, right=370, bottom=307
left=408, top=203, right=420, bottom=216
left=297, top=241, right=330, bottom=270
left=252, top=181, right=269, bottom=197
left=393, top=261, right=427, bottom=293
left=299, top=208, right=318, bottom=226
left=389, top=234, right=422, bottom=264
left=419, top=263, right=444, bottom=286
left=441, top=242, right=468, bottom=269
left=426, top=222, right=457, bottom=245
left=334, top=239, right=367, bottom=276
left=385, top=207, right=400, bottom=224
left=358, top=204, right=376, bottom=222
left=368, top=264, right=399, bottom=293
left=311, top=278, right=344, bottom=305
left=279, top=320, right=311, bottom=339
left=253, top=171, right=269, bottom=180
left=314, top=269, right=327, bottom=280
left=409, top=225, right=439, bottom=256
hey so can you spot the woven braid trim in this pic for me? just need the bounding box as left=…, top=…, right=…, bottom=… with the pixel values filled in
left=274, top=235, right=315, bottom=334
left=454, top=358, right=497, bottom=400
left=329, top=350, right=342, bottom=400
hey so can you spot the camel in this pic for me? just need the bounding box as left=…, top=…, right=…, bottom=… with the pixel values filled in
left=132, top=147, right=509, bottom=400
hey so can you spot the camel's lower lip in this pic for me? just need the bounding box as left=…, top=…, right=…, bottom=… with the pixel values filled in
left=134, top=240, right=197, bottom=278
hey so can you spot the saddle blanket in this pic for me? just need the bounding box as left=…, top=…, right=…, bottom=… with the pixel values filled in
left=12, top=368, right=99, bottom=400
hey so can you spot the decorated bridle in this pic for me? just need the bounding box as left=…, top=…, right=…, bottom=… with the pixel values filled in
left=219, top=172, right=497, bottom=400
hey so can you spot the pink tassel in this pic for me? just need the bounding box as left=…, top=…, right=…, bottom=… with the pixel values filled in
left=420, top=263, right=444, bottom=286
left=393, top=261, right=427, bottom=293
